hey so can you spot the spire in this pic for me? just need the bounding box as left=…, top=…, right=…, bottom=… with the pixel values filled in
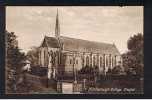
left=55, top=9, right=60, bottom=38
left=54, top=9, right=62, bottom=50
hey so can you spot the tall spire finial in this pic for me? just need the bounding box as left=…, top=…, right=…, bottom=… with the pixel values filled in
left=55, top=8, right=60, bottom=38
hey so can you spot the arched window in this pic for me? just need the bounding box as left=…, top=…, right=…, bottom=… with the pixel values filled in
left=106, top=56, right=108, bottom=67
left=86, top=56, right=89, bottom=66
left=115, top=55, right=117, bottom=66
left=76, top=59, right=78, bottom=64
left=93, top=56, right=96, bottom=67
left=48, top=50, right=52, bottom=64
left=70, top=59, right=72, bottom=64
left=54, top=52, right=58, bottom=65
left=44, top=50, right=46, bottom=62
left=39, top=50, right=41, bottom=65
left=44, top=50, right=47, bottom=66
left=56, top=51, right=59, bottom=64
left=49, top=50, right=53, bottom=56
left=109, top=54, right=111, bottom=67
left=112, top=57, right=113, bottom=67
left=44, top=49, right=48, bottom=66
left=82, top=56, right=84, bottom=67
left=52, top=52, right=56, bottom=65
left=100, top=57, right=102, bottom=67
left=103, top=54, right=105, bottom=67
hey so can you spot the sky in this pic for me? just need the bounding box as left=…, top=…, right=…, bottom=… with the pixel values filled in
left=6, top=6, right=143, bottom=54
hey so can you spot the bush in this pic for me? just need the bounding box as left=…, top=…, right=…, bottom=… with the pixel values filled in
left=29, top=66, right=47, bottom=76
left=78, top=65, right=95, bottom=74
left=111, top=65, right=124, bottom=75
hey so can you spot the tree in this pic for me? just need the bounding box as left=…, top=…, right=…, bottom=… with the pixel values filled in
left=6, top=31, right=26, bottom=93
left=122, top=33, right=143, bottom=77
left=111, top=65, right=124, bottom=75
left=78, top=65, right=99, bottom=80
left=78, top=65, right=94, bottom=74
left=26, top=46, right=39, bottom=67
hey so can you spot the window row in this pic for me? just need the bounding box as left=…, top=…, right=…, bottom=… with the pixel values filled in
left=68, top=55, right=117, bottom=67
left=85, top=55, right=117, bottom=67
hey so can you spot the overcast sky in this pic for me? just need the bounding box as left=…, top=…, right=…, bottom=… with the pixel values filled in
left=6, top=6, right=143, bottom=54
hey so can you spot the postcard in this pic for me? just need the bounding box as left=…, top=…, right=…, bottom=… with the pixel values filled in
left=5, top=6, right=143, bottom=94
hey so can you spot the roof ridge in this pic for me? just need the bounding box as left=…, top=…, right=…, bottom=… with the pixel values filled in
left=59, top=35, right=113, bottom=46
left=43, top=35, right=120, bottom=55
left=45, top=35, right=113, bottom=46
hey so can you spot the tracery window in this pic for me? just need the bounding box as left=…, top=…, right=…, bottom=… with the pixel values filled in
left=44, top=50, right=47, bottom=66
left=70, top=59, right=72, bottom=64
left=93, top=56, right=96, bottom=67
left=86, top=56, right=89, bottom=66
left=56, top=51, right=59, bottom=64
left=106, top=56, right=108, bottom=67
left=53, top=52, right=56, bottom=65
left=100, top=57, right=102, bottom=67
left=76, top=59, right=78, bottom=64
left=44, top=50, right=46, bottom=61
left=82, top=56, right=84, bottom=67
left=115, top=55, right=117, bottom=66
left=109, top=54, right=111, bottom=67
left=103, top=54, right=105, bottom=67
left=112, top=57, right=113, bottom=67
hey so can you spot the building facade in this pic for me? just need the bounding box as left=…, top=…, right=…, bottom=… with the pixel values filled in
left=38, top=11, right=122, bottom=78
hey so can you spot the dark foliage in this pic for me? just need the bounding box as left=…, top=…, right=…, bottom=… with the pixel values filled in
left=26, top=46, right=39, bottom=67
left=78, top=65, right=99, bottom=75
left=6, top=31, right=26, bottom=93
left=122, top=33, right=143, bottom=77
left=111, top=65, right=124, bottom=75
left=29, top=66, right=47, bottom=76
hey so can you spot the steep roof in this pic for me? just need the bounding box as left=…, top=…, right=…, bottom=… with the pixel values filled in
left=41, top=36, right=120, bottom=55
left=41, top=36, right=59, bottom=48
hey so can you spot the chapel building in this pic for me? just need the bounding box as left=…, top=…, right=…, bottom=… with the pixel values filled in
left=38, top=11, right=122, bottom=78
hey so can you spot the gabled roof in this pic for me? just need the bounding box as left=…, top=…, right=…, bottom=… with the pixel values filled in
left=40, top=36, right=120, bottom=55
left=41, top=36, right=59, bottom=48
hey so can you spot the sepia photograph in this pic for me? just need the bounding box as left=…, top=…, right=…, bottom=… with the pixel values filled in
left=6, top=6, right=143, bottom=94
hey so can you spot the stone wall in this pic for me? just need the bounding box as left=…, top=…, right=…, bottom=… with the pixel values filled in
left=39, top=46, right=122, bottom=75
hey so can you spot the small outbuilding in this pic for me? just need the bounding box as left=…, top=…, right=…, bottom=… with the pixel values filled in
left=22, top=60, right=31, bottom=72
